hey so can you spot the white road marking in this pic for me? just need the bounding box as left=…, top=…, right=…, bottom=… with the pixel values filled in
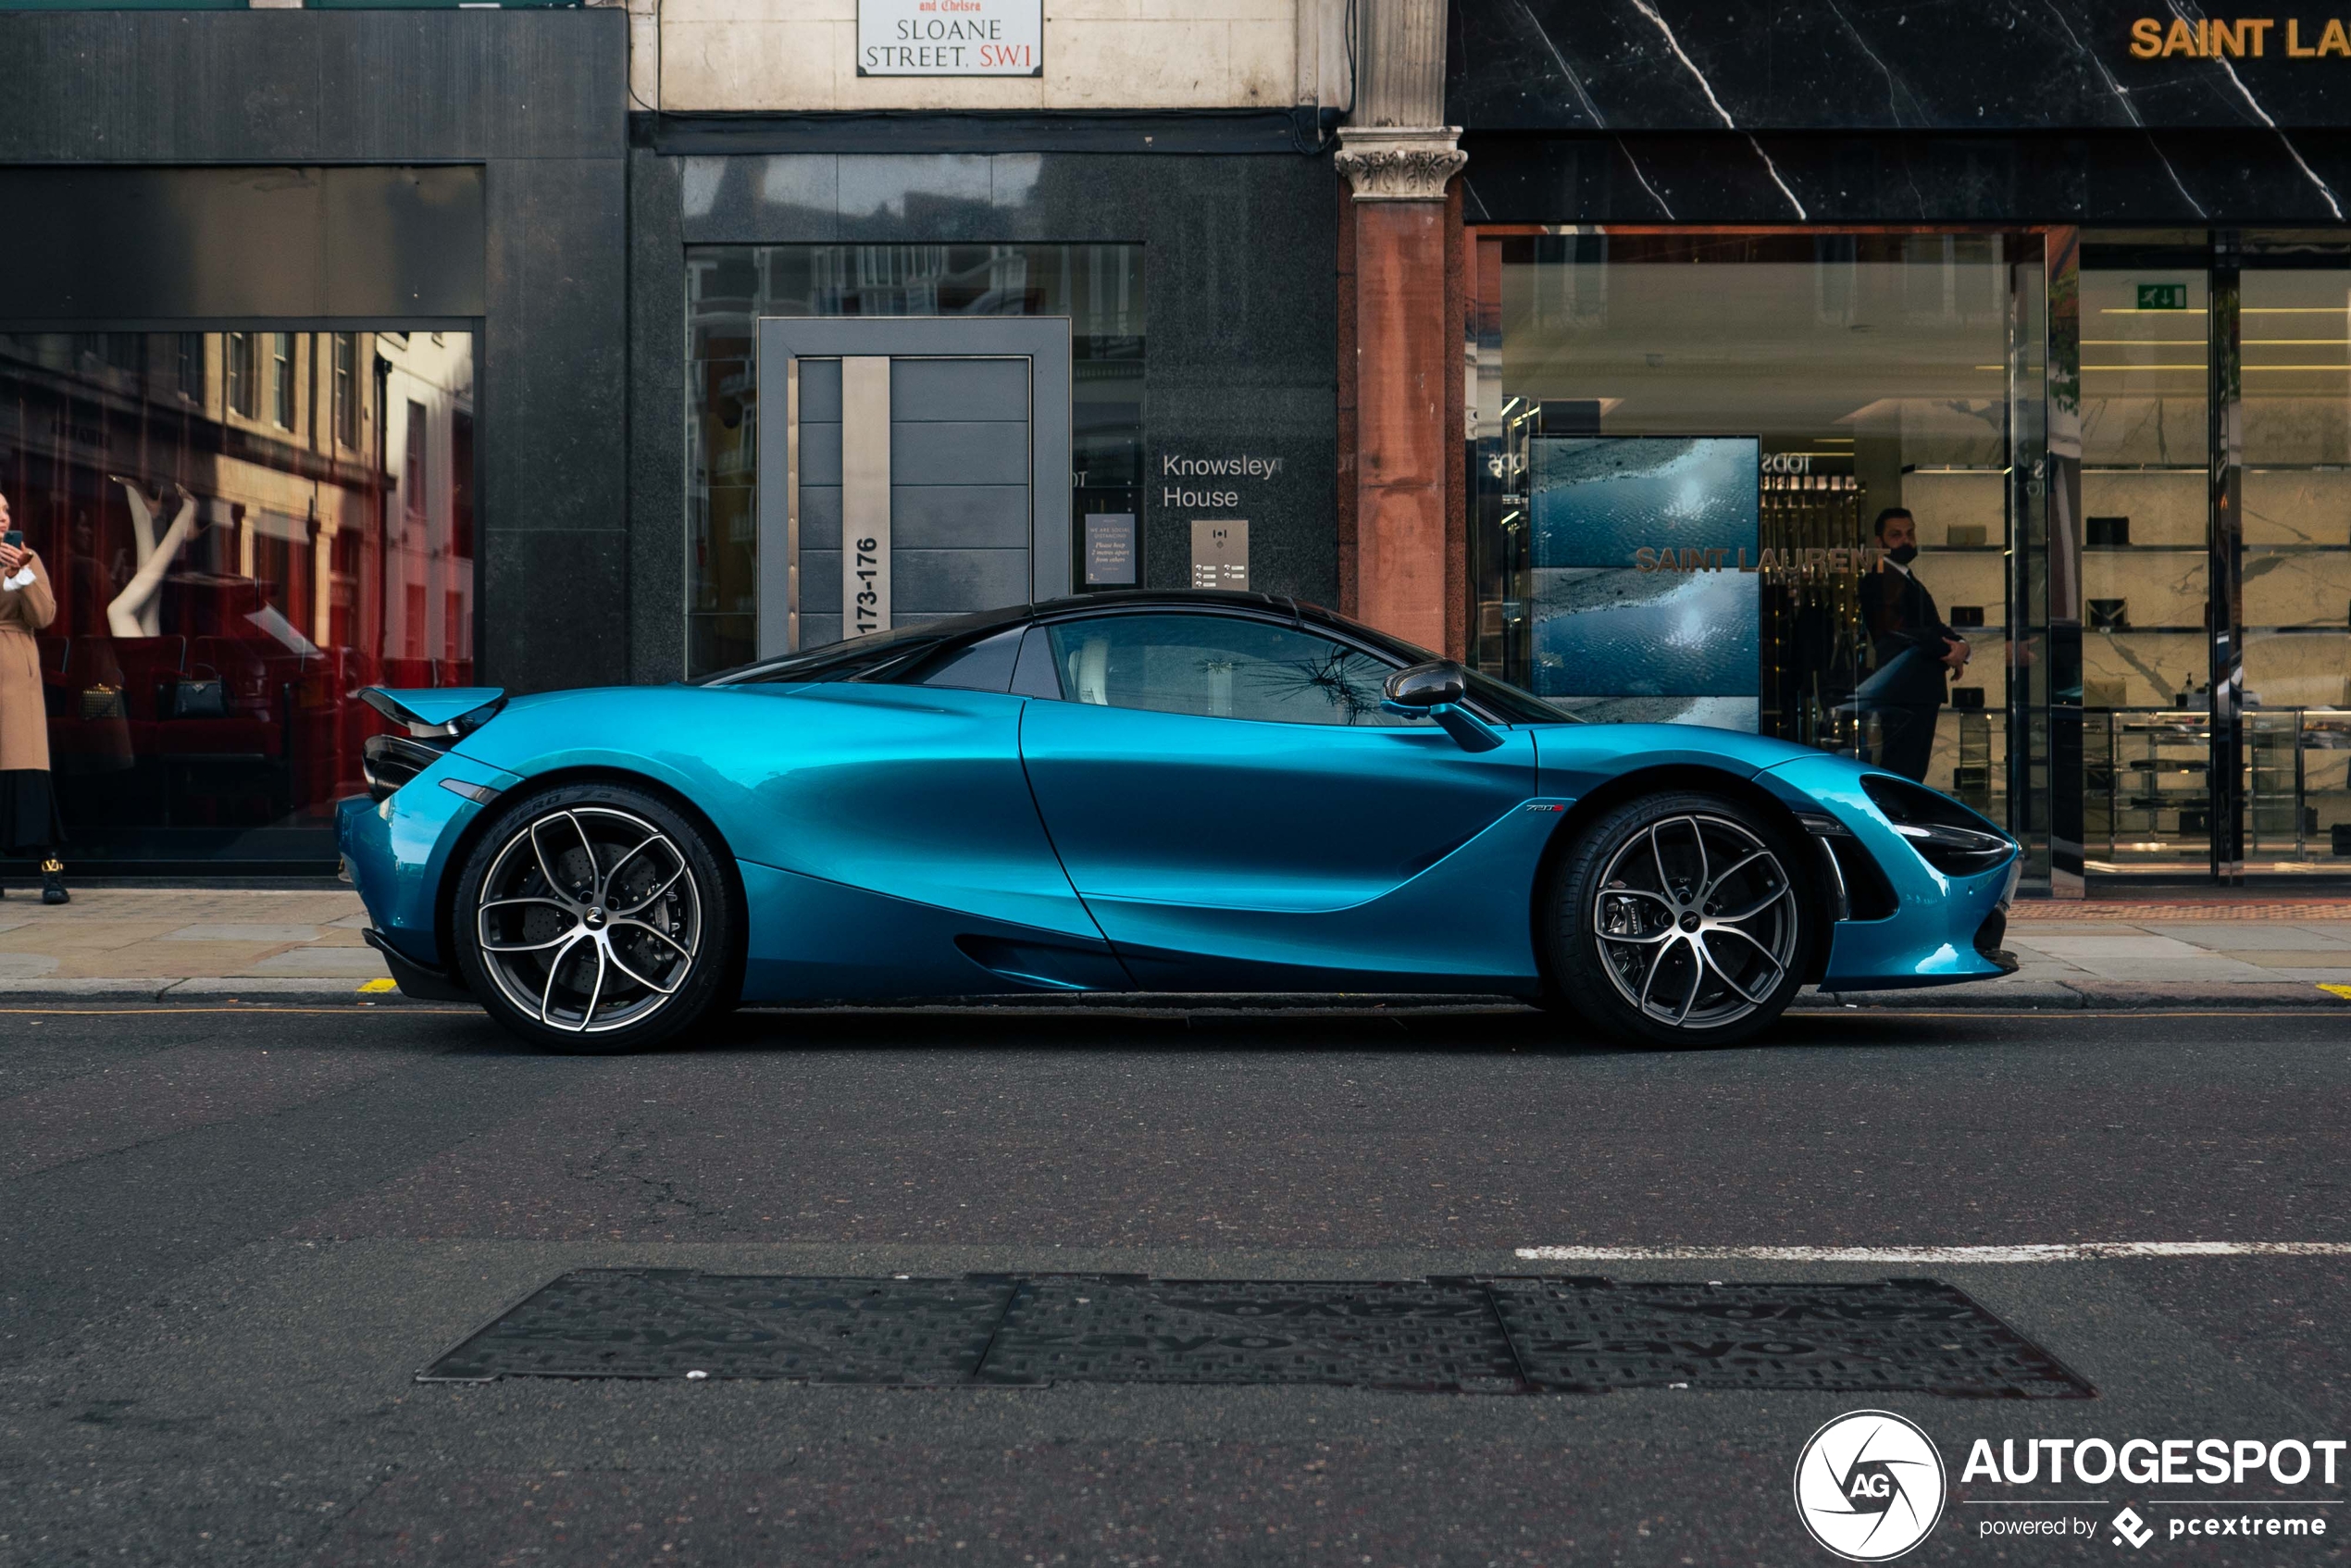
left=1513, top=1242, right=2351, bottom=1263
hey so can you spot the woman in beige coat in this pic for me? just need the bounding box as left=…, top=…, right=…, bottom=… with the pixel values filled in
left=0, top=492, right=67, bottom=902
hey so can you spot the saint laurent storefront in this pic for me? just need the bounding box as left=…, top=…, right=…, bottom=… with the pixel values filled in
left=1449, top=0, right=2351, bottom=891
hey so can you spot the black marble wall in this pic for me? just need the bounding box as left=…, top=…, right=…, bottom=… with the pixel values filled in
left=1453, top=0, right=2351, bottom=132
left=1463, top=128, right=2351, bottom=224
left=0, top=11, right=630, bottom=697
left=641, top=149, right=1338, bottom=660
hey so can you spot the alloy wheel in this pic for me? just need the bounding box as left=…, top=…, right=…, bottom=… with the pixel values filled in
left=1589, top=813, right=1799, bottom=1030
left=474, top=806, right=703, bottom=1035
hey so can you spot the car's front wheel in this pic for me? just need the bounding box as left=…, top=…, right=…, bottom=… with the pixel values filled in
left=453, top=782, right=737, bottom=1053
left=1542, top=790, right=1811, bottom=1049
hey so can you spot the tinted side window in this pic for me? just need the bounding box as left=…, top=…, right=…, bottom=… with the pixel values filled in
left=1041, top=614, right=1417, bottom=727
left=907, top=627, right=1024, bottom=693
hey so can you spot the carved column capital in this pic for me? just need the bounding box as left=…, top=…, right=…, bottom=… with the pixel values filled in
left=1334, top=126, right=1465, bottom=203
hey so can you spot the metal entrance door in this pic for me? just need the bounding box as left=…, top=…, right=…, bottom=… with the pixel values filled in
left=754, top=317, right=1073, bottom=656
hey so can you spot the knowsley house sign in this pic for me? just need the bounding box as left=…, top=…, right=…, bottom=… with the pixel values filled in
left=859, top=0, right=1042, bottom=76
left=2129, top=14, right=2351, bottom=55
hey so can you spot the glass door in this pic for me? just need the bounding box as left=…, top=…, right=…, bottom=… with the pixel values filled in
left=2238, top=243, right=2351, bottom=874
left=2077, top=236, right=2214, bottom=877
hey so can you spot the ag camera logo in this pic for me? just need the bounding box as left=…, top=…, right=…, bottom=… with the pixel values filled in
left=1795, top=1410, right=1947, bottom=1561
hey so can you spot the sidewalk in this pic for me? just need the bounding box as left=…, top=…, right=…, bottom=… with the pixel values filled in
left=1814, top=899, right=2351, bottom=1010
left=1, top=886, right=2347, bottom=1010
left=0, top=886, right=393, bottom=1002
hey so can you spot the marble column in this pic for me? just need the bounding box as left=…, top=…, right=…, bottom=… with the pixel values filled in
left=1337, top=126, right=1464, bottom=654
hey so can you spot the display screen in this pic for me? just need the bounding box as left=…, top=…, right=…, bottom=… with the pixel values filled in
left=1525, top=435, right=1760, bottom=728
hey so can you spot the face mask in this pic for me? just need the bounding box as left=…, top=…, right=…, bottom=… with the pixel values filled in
left=1886, top=542, right=1919, bottom=566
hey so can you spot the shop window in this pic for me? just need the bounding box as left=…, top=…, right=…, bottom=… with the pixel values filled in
left=684, top=242, right=1145, bottom=677
left=1472, top=230, right=2038, bottom=823
left=4, top=330, right=476, bottom=867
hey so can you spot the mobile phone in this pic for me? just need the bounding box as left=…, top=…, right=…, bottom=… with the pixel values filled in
left=2, top=530, right=20, bottom=549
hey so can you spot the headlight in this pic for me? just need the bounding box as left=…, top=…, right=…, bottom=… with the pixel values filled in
left=1860, top=774, right=2014, bottom=877
left=362, top=733, right=446, bottom=803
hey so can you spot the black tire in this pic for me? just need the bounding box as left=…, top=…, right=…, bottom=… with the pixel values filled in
left=452, top=782, right=739, bottom=1054
left=1541, top=790, right=1813, bottom=1050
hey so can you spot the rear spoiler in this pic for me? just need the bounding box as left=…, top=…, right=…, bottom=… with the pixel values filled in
left=359, top=686, right=506, bottom=739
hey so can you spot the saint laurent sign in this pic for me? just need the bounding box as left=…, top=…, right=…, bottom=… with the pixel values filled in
left=1634, top=546, right=1883, bottom=577
left=2130, top=16, right=2351, bottom=56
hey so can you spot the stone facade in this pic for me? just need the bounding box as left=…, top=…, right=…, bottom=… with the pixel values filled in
left=649, top=0, right=1313, bottom=113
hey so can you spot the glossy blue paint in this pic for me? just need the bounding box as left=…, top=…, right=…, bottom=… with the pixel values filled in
left=1021, top=700, right=1536, bottom=916
left=1528, top=721, right=1821, bottom=802
left=335, top=748, right=523, bottom=965
left=738, top=858, right=1130, bottom=1002
left=1760, top=751, right=2016, bottom=989
left=1101, top=799, right=1567, bottom=991
left=338, top=614, right=2020, bottom=1010
left=451, top=681, right=1101, bottom=942
left=365, top=686, right=507, bottom=728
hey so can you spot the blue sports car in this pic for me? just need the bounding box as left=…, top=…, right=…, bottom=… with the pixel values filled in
left=338, top=591, right=2020, bottom=1052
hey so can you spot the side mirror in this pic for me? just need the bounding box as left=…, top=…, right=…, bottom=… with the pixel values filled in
left=1381, top=659, right=1503, bottom=753
left=1382, top=660, right=1468, bottom=710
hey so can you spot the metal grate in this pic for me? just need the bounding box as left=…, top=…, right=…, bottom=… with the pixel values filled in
left=419, top=1271, right=2093, bottom=1399
left=420, top=1269, right=1018, bottom=1385
left=976, top=1276, right=1526, bottom=1392
left=1476, top=1276, right=2093, bottom=1398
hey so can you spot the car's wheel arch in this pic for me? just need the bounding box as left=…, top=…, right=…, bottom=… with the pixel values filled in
left=430, top=765, right=750, bottom=1002
left=1531, top=763, right=1835, bottom=991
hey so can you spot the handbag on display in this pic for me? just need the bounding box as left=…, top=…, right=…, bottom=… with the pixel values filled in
left=80, top=683, right=125, bottom=721
left=166, top=673, right=228, bottom=719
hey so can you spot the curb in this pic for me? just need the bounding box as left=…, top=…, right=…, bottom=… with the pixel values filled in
left=0, top=977, right=429, bottom=1006
left=1798, top=980, right=2351, bottom=1011
left=0, top=979, right=2345, bottom=1014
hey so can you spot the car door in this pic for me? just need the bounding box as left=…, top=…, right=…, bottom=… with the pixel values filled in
left=1016, top=608, right=1540, bottom=989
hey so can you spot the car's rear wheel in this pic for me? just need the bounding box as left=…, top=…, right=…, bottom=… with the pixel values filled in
left=453, top=782, right=737, bottom=1053
left=1543, top=790, right=1811, bottom=1049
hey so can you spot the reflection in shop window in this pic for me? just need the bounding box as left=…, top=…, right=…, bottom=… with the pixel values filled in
left=0, top=330, right=476, bottom=867
left=225, top=331, right=255, bottom=417
left=271, top=333, right=294, bottom=429
left=404, top=400, right=429, bottom=530
left=332, top=333, right=357, bottom=448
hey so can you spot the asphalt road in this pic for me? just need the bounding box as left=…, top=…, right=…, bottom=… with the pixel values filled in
left=1, top=1002, right=2346, bottom=1566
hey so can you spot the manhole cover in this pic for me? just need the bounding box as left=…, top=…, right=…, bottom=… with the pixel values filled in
left=1474, top=1276, right=2091, bottom=1399
left=417, top=1271, right=2093, bottom=1399
left=419, top=1268, right=1017, bottom=1384
left=977, top=1276, right=1526, bottom=1392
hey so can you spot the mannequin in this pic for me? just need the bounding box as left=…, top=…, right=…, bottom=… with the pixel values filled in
left=106, top=478, right=197, bottom=640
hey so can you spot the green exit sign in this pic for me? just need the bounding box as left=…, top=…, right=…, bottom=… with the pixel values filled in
left=2137, top=282, right=2190, bottom=311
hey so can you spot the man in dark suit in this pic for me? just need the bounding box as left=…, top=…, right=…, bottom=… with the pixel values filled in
left=1855, top=507, right=1972, bottom=782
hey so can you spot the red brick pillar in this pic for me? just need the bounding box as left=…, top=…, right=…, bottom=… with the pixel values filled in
left=1336, top=127, right=1463, bottom=656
